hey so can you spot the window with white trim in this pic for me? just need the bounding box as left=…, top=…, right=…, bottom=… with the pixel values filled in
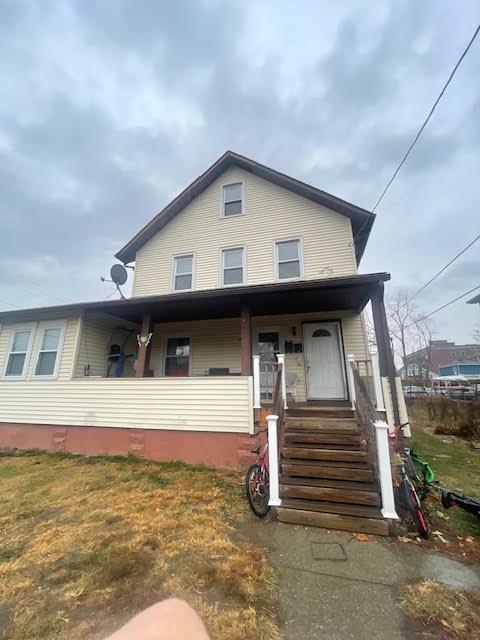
left=221, top=247, right=244, bottom=286
left=173, top=254, right=194, bottom=291
left=275, top=239, right=301, bottom=280
left=4, top=328, right=33, bottom=377
left=222, top=182, right=243, bottom=216
left=33, top=326, right=63, bottom=377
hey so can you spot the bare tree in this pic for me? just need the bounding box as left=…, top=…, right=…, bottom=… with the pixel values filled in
left=473, top=323, right=480, bottom=345
left=386, top=288, right=435, bottom=381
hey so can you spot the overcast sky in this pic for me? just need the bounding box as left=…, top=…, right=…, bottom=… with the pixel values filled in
left=1, top=0, right=479, bottom=344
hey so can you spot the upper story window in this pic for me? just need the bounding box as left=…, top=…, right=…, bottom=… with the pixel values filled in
left=222, top=182, right=244, bottom=217
left=221, top=247, right=245, bottom=286
left=275, top=239, right=302, bottom=281
left=173, top=254, right=194, bottom=291
left=33, top=325, right=64, bottom=378
left=4, top=327, right=33, bottom=378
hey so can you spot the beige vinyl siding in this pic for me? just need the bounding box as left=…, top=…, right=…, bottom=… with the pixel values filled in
left=150, top=318, right=241, bottom=377
left=0, top=317, right=79, bottom=381
left=133, top=167, right=357, bottom=297
left=74, top=313, right=139, bottom=378
left=0, top=377, right=253, bottom=433
left=149, top=311, right=368, bottom=402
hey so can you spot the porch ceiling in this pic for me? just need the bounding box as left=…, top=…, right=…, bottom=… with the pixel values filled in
left=0, top=273, right=390, bottom=324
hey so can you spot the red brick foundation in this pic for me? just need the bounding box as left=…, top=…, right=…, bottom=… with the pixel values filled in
left=0, top=423, right=255, bottom=469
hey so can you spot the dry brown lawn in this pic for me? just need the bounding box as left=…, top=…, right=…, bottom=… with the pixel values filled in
left=0, top=451, right=279, bottom=640
left=401, top=580, right=480, bottom=639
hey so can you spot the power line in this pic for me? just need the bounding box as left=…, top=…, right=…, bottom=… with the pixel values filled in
left=406, top=232, right=480, bottom=304
left=354, top=23, right=480, bottom=243
left=104, top=288, right=118, bottom=301
left=0, top=296, right=17, bottom=309
left=372, top=23, right=480, bottom=213
left=405, top=283, right=480, bottom=328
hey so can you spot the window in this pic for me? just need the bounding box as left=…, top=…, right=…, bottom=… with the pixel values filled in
left=33, top=326, right=64, bottom=378
left=4, top=328, right=33, bottom=378
left=222, top=182, right=243, bottom=216
left=164, top=337, right=190, bottom=376
left=173, top=254, right=194, bottom=291
left=312, top=328, right=331, bottom=337
left=257, top=331, right=279, bottom=362
left=221, top=247, right=244, bottom=286
left=275, top=239, right=302, bottom=280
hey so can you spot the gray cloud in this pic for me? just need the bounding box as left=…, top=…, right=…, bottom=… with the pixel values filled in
left=1, top=0, right=479, bottom=343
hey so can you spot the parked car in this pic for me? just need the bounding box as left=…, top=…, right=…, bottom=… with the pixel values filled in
left=403, top=385, right=428, bottom=397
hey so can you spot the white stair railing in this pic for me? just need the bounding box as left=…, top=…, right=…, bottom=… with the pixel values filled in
left=276, top=353, right=288, bottom=409
left=252, top=355, right=261, bottom=409
left=374, top=420, right=399, bottom=519
left=266, top=414, right=281, bottom=506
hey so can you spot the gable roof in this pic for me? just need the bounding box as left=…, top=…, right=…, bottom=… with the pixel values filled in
left=467, top=293, right=480, bottom=304
left=115, top=150, right=375, bottom=265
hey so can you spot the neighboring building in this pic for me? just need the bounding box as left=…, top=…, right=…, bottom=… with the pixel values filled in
left=439, top=361, right=480, bottom=377
left=402, top=340, right=480, bottom=380
left=0, top=151, right=402, bottom=534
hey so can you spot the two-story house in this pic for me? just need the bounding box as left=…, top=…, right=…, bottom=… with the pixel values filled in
left=0, top=151, right=402, bottom=534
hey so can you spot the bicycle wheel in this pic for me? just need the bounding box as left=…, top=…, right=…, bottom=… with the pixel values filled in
left=245, top=464, right=270, bottom=518
left=403, top=478, right=429, bottom=539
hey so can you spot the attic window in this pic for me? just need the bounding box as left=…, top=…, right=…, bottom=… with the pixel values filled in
left=222, top=182, right=244, bottom=216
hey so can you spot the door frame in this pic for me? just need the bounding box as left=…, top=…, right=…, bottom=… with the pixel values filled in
left=302, top=320, right=349, bottom=401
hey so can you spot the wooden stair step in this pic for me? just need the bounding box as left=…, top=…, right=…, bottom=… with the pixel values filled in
left=287, top=408, right=355, bottom=418
left=281, top=462, right=374, bottom=482
left=280, top=483, right=380, bottom=506
left=282, top=458, right=372, bottom=469
left=285, top=418, right=359, bottom=432
left=280, top=498, right=384, bottom=519
left=284, top=432, right=361, bottom=445
left=283, top=441, right=362, bottom=451
left=277, top=508, right=389, bottom=536
left=279, top=475, right=377, bottom=492
left=283, top=446, right=367, bottom=463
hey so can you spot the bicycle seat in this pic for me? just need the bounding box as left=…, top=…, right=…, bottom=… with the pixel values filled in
left=250, top=446, right=261, bottom=454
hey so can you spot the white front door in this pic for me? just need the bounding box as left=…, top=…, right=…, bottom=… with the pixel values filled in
left=304, top=322, right=346, bottom=400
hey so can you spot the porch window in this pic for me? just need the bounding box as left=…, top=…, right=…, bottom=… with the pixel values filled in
left=33, top=325, right=64, bottom=378
left=222, top=182, right=243, bottom=217
left=4, top=328, right=33, bottom=378
left=164, top=337, right=190, bottom=376
left=221, top=247, right=244, bottom=286
left=173, top=254, right=194, bottom=291
left=257, top=331, right=279, bottom=362
left=275, top=239, right=302, bottom=280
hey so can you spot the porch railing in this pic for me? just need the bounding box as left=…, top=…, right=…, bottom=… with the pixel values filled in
left=349, top=358, right=398, bottom=520
left=252, top=354, right=288, bottom=410
left=265, top=361, right=286, bottom=507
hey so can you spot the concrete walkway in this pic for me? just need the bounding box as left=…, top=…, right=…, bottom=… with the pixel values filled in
left=250, top=518, right=480, bottom=640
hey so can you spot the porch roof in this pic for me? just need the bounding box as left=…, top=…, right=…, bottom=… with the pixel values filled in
left=0, top=272, right=389, bottom=325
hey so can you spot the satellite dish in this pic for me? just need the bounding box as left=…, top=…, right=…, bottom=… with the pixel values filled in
left=110, top=264, right=128, bottom=286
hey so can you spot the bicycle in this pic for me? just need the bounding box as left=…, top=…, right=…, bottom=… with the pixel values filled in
left=392, top=423, right=429, bottom=539
left=245, top=428, right=270, bottom=518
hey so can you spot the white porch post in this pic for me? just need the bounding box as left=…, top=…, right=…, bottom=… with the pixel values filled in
left=276, top=353, right=288, bottom=409
left=347, top=353, right=356, bottom=410
left=371, top=351, right=385, bottom=412
left=374, top=420, right=399, bottom=519
left=252, top=355, right=261, bottom=409
left=266, top=414, right=281, bottom=506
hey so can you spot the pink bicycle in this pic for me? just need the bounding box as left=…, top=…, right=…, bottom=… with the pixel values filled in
left=245, top=427, right=270, bottom=517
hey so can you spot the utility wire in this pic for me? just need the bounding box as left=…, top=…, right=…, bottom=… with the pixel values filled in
left=405, top=232, right=480, bottom=304
left=0, top=296, right=17, bottom=309
left=405, top=283, right=480, bottom=328
left=354, top=23, right=480, bottom=243
left=372, top=23, right=480, bottom=213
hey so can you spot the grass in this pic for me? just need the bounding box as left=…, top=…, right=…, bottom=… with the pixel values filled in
left=0, top=451, right=279, bottom=640
left=401, top=580, right=480, bottom=639
left=409, top=413, right=480, bottom=537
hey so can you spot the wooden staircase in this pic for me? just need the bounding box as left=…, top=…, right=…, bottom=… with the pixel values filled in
left=277, top=405, right=389, bottom=535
